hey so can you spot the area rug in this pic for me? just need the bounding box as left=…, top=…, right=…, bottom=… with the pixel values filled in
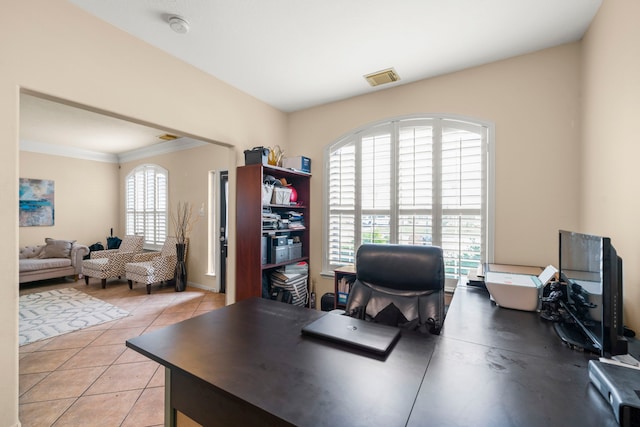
left=19, top=288, right=130, bottom=346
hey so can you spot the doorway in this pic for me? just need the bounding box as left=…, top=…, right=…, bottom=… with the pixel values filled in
left=219, top=170, right=229, bottom=293
left=19, top=91, right=232, bottom=292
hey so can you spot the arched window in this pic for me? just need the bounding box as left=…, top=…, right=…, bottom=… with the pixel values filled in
left=125, top=164, right=168, bottom=250
left=323, top=115, right=494, bottom=289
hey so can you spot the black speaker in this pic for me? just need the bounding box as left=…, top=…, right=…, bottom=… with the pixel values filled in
left=321, top=293, right=335, bottom=311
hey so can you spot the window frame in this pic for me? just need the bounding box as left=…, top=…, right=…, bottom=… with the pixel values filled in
left=125, top=164, right=169, bottom=251
left=322, top=114, right=495, bottom=289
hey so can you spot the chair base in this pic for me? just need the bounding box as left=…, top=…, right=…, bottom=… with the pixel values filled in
left=128, top=279, right=173, bottom=294
left=84, top=276, right=118, bottom=289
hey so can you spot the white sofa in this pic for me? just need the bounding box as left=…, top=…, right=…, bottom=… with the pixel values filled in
left=19, top=238, right=89, bottom=284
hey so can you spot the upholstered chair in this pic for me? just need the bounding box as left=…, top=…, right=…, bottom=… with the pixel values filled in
left=83, top=235, right=144, bottom=289
left=125, top=236, right=179, bottom=294
left=343, top=243, right=446, bottom=335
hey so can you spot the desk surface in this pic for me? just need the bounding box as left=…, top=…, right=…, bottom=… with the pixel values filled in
left=409, top=284, right=617, bottom=427
left=127, top=297, right=437, bottom=427
left=127, top=284, right=619, bottom=426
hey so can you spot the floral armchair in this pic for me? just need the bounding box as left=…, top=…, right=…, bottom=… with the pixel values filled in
left=83, top=235, right=144, bottom=289
left=125, top=236, right=179, bottom=294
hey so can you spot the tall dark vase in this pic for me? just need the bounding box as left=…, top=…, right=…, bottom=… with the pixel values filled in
left=175, top=243, right=187, bottom=292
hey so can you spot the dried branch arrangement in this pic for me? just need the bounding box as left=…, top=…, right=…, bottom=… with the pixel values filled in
left=171, top=201, right=196, bottom=244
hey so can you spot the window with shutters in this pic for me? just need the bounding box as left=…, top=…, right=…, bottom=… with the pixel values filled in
left=323, top=116, right=494, bottom=289
left=125, top=164, right=168, bottom=250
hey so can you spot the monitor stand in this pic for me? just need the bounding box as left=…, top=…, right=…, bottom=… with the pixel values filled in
left=553, top=321, right=599, bottom=355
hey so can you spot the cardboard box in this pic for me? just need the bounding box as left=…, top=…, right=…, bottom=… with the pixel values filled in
left=282, top=156, right=311, bottom=173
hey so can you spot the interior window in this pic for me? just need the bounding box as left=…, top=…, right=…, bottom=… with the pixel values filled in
left=323, top=116, right=493, bottom=289
left=125, top=164, right=168, bottom=250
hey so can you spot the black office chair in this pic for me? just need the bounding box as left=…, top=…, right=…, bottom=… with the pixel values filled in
left=344, top=244, right=445, bottom=335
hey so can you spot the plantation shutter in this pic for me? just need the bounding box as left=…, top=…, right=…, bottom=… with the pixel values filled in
left=361, top=130, right=392, bottom=244
left=125, top=165, right=168, bottom=249
left=327, top=144, right=357, bottom=265
left=397, top=122, right=433, bottom=246
left=439, top=120, right=485, bottom=281
left=324, top=116, right=488, bottom=285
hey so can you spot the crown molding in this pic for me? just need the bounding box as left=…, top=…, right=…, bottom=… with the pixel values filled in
left=20, top=137, right=209, bottom=164
left=117, top=137, right=208, bottom=163
left=20, top=139, right=119, bottom=163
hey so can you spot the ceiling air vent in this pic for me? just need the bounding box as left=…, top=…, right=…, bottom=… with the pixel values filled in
left=158, top=133, right=179, bottom=141
left=364, top=68, right=400, bottom=87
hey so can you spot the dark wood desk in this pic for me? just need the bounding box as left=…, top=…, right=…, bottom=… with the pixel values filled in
left=127, top=284, right=619, bottom=426
left=126, top=297, right=437, bottom=427
left=408, top=284, right=617, bottom=426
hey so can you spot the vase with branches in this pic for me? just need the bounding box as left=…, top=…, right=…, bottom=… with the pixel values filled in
left=172, top=201, right=196, bottom=245
left=171, top=202, right=196, bottom=291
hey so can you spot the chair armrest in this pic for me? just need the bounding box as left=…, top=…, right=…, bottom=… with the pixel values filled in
left=132, top=252, right=160, bottom=262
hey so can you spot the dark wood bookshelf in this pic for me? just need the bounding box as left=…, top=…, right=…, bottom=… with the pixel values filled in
left=235, top=164, right=311, bottom=302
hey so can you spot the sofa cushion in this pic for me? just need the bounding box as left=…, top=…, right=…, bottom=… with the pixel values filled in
left=39, top=238, right=75, bottom=259
left=20, top=245, right=43, bottom=260
left=20, top=258, right=72, bottom=272
left=83, top=258, right=110, bottom=273
left=125, top=261, right=155, bottom=276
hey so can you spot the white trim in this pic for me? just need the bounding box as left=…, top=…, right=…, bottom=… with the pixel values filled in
left=117, top=137, right=208, bottom=163
left=486, top=122, right=496, bottom=264
left=19, top=136, right=208, bottom=164
left=207, top=170, right=217, bottom=277
left=20, top=139, right=119, bottom=163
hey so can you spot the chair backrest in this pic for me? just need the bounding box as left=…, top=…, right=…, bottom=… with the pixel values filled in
left=344, top=244, right=445, bottom=334
left=119, top=235, right=144, bottom=253
left=160, top=236, right=178, bottom=257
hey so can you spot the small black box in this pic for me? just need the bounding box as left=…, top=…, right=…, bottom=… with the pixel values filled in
left=244, top=147, right=269, bottom=165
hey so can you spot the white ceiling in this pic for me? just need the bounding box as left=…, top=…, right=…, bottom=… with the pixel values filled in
left=20, top=94, right=171, bottom=155
left=22, top=0, right=602, bottom=155
left=67, top=0, right=602, bottom=112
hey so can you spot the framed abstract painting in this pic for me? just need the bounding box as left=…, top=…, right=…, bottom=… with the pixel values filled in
left=19, top=178, right=55, bottom=227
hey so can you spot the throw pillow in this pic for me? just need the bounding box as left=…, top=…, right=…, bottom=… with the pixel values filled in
left=39, top=238, right=76, bottom=259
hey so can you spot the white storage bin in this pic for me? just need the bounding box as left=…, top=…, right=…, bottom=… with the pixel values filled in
left=272, top=187, right=292, bottom=205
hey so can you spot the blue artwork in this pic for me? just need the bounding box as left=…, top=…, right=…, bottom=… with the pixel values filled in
left=19, top=178, right=54, bottom=227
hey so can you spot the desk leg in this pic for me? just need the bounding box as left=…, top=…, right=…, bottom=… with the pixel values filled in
left=165, top=367, right=176, bottom=427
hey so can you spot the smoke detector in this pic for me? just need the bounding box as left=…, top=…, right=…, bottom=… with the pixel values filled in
left=168, top=15, right=190, bottom=34
left=364, top=68, right=400, bottom=87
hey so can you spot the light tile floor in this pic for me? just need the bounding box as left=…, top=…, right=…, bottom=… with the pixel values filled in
left=19, top=277, right=226, bottom=427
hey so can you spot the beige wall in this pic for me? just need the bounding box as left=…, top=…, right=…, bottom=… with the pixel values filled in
left=20, top=142, right=228, bottom=292
left=19, top=151, right=120, bottom=248
left=120, top=143, right=230, bottom=291
left=5, top=0, right=640, bottom=425
left=2, top=0, right=288, bottom=425
left=581, top=0, right=640, bottom=334
left=289, top=43, right=583, bottom=300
